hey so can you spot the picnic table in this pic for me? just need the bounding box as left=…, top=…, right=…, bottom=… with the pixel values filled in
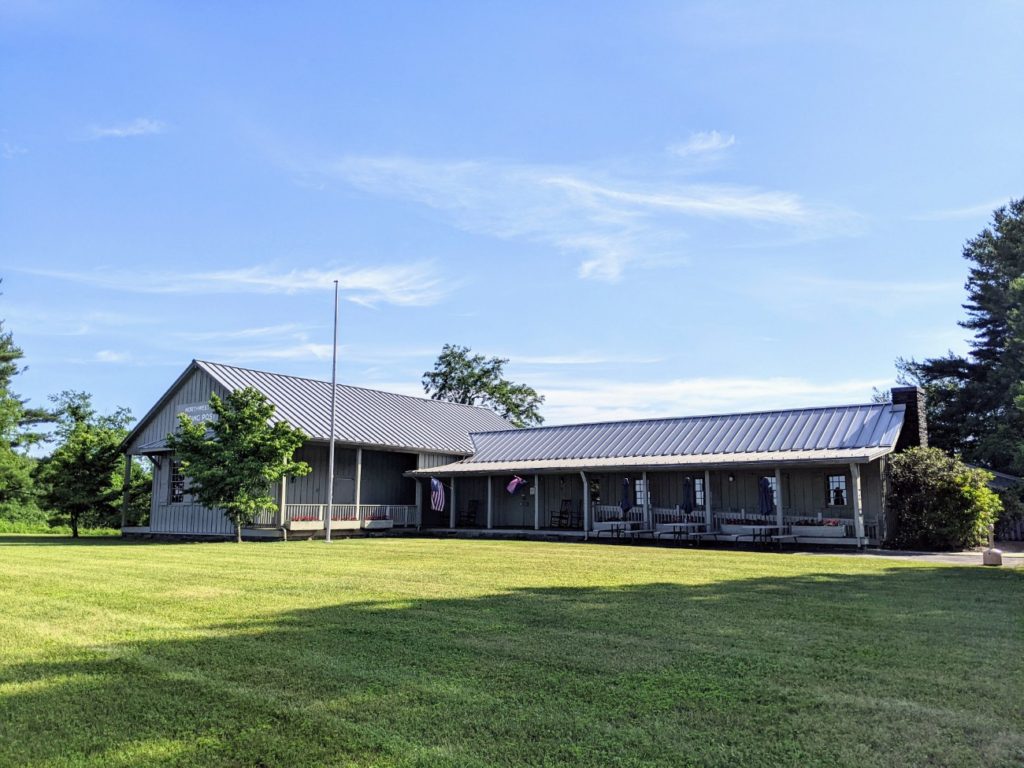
left=654, top=522, right=706, bottom=541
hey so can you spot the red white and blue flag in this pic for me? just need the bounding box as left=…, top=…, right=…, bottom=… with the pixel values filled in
left=506, top=476, right=527, bottom=494
left=430, top=478, right=446, bottom=512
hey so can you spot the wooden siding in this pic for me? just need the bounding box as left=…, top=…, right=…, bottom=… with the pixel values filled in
left=126, top=368, right=227, bottom=454
left=150, top=503, right=235, bottom=535
left=417, top=453, right=464, bottom=469
left=491, top=476, right=534, bottom=527
left=537, top=473, right=584, bottom=528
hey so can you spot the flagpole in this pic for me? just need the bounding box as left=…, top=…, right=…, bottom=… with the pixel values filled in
left=324, top=279, right=339, bottom=544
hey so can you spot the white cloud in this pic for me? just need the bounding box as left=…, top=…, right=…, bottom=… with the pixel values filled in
left=536, top=375, right=888, bottom=425
left=2, top=142, right=27, bottom=159
left=21, top=262, right=450, bottom=307
left=668, top=130, right=736, bottom=157
left=912, top=197, right=1014, bottom=221
left=95, top=350, right=130, bottom=363
left=85, top=118, right=166, bottom=140
left=326, top=155, right=852, bottom=283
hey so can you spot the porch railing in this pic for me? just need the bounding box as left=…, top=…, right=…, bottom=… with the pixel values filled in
left=282, top=503, right=419, bottom=527
left=592, top=504, right=644, bottom=524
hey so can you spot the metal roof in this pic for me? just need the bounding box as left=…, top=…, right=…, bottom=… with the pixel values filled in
left=411, top=403, right=906, bottom=475
left=126, top=360, right=513, bottom=455
left=196, top=361, right=513, bottom=454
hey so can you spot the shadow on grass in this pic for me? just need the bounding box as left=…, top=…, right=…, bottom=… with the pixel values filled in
left=1, top=567, right=1022, bottom=767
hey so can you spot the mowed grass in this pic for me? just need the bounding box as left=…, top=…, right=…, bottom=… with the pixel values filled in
left=1, top=537, right=1022, bottom=768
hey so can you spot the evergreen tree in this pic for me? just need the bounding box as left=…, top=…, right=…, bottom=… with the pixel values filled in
left=898, top=198, right=1024, bottom=476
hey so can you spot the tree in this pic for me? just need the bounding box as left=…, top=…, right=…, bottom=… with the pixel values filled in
left=895, top=199, right=1024, bottom=475
left=887, top=447, right=1001, bottom=550
left=0, top=285, right=51, bottom=506
left=34, top=391, right=135, bottom=537
left=422, top=344, right=544, bottom=427
left=166, top=387, right=310, bottom=542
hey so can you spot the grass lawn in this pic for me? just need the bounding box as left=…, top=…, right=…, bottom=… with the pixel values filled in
left=1, top=537, right=1022, bottom=767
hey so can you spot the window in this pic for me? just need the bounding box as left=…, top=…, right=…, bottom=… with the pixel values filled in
left=827, top=474, right=847, bottom=506
left=693, top=477, right=705, bottom=509
left=634, top=477, right=650, bottom=507
left=169, top=459, right=186, bottom=504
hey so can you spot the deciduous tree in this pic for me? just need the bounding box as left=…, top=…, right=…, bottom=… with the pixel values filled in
left=166, top=387, right=310, bottom=542
left=422, top=344, right=544, bottom=427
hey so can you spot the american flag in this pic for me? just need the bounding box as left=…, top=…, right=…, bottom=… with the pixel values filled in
left=506, top=476, right=526, bottom=494
left=430, top=478, right=446, bottom=512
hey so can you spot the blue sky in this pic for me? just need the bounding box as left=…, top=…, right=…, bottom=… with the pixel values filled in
left=2, top=1, right=1022, bottom=426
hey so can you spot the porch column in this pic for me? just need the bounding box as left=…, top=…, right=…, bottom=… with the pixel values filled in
left=487, top=476, right=494, bottom=529
left=278, top=474, right=287, bottom=528
left=120, top=453, right=132, bottom=529
left=414, top=478, right=423, bottom=529
left=704, top=470, right=713, bottom=528
left=355, top=447, right=363, bottom=526
left=581, top=471, right=590, bottom=536
left=533, top=475, right=540, bottom=530
left=850, top=463, right=865, bottom=545
left=774, top=467, right=784, bottom=528
left=641, top=471, right=649, bottom=528
left=449, top=477, right=457, bottom=529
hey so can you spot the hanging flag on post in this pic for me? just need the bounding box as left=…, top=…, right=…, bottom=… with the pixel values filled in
left=430, top=478, right=446, bottom=512
left=506, top=476, right=527, bottom=494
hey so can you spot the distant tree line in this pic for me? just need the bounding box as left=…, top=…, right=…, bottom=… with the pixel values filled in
left=0, top=281, right=149, bottom=536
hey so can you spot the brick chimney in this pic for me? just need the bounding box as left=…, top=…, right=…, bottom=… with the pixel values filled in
left=891, top=386, right=928, bottom=450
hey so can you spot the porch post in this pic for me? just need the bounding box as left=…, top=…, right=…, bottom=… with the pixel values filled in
left=580, top=471, right=590, bottom=536
left=533, top=475, right=540, bottom=530
left=704, top=470, right=713, bottom=529
left=449, top=477, right=457, bottom=529
left=774, top=467, right=784, bottom=529
left=120, top=453, right=132, bottom=529
left=850, top=463, right=865, bottom=545
left=641, top=470, right=649, bottom=528
left=278, top=474, right=287, bottom=528
left=414, top=478, right=423, bottom=529
left=487, top=476, right=494, bottom=529
left=355, top=447, right=363, bottom=526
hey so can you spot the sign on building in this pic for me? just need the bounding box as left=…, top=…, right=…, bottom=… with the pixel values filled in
left=177, top=402, right=218, bottom=424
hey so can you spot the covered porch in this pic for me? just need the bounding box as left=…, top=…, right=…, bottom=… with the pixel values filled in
left=413, top=460, right=886, bottom=547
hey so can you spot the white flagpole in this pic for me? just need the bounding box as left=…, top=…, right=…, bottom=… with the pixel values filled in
left=324, top=280, right=339, bottom=544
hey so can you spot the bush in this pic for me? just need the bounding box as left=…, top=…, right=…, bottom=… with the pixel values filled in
left=0, top=501, right=49, bottom=526
left=887, top=447, right=1001, bottom=550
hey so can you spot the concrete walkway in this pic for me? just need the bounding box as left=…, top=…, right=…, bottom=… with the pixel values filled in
left=793, top=541, right=1024, bottom=568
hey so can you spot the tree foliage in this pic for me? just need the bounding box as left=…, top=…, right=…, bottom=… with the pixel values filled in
left=422, top=344, right=544, bottom=427
left=166, top=387, right=310, bottom=542
left=34, top=391, right=140, bottom=537
left=0, top=286, right=51, bottom=505
left=897, top=199, right=1024, bottom=477
left=887, top=447, right=1001, bottom=550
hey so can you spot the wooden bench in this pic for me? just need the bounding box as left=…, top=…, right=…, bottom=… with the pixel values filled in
left=771, top=534, right=799, bottom=549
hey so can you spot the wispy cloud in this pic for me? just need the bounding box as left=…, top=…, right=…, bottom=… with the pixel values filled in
left=912, top=197, right=1014, bottom=221
left=85, top=118, right=166, bottom=140
left=536, top=375, right=888, bottom=424
left=21, top=262, right=450, bottom=307
left=2, top=142, right=27, bottom=159
left=668, top=130, right=736, bottom=157
left=171, top=323, right=312, bottom=342
left=95, top=350, right=130, bottom=363
left=326, top=155, right=853, bottom=283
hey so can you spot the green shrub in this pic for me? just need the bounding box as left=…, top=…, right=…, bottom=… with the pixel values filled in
left=888, top=447, right=1001, bottom=550
left=0, top=501, right=49, bottom=526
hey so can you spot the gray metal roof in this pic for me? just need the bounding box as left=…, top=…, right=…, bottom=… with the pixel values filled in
left=411, top=402, right=906, bottom=475
left=135, top=360, right=511, bottom=455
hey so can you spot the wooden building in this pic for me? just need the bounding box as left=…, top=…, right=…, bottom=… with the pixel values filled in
left=121, top=360, right=512, bottom=538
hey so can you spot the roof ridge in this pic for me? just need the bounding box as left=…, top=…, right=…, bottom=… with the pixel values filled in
left=469, top=401, right=892, bottom=436
left=196, top=359, right=511, bottom=418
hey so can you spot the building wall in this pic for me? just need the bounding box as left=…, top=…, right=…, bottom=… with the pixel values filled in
left=127, top=368, right=228, bottom=455
left=536, top=473, right=584, bottom=528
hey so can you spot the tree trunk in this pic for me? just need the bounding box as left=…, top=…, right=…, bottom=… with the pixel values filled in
left=70, top=513, right=79, bottom=538
left=235, top=521, right=242, bottom=543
